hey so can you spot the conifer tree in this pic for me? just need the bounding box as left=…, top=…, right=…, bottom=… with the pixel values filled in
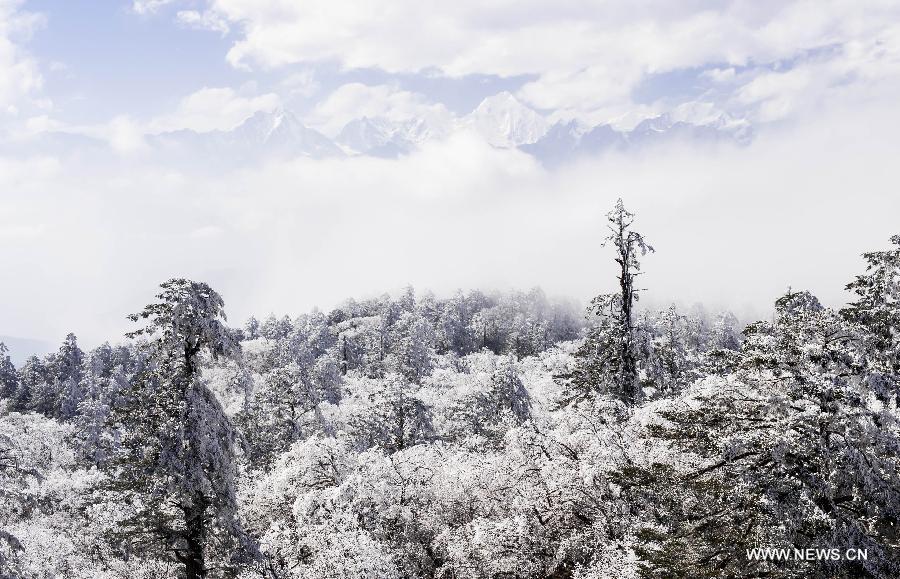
left=107, top=279, right=252, bottom=579
left=53, top=333, right=85, bottom=420
left=630, top=289, right=900, bottom=578
left=0, top=343, right=17, bottom=400
left=562, top=198, right=654, bottom=405
left=842, top=233, right=900, bottom=398
left=10, top=356, right=46, bottom=413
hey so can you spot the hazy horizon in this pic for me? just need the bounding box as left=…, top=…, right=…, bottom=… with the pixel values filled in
left=3, top=0, right=900, bottom=360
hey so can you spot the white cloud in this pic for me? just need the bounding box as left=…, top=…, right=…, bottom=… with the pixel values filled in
left=189, top=225, right=224, bottom=239
left=0, top=223, right=44, bottom=239
left=307, top=83, right=453, bottom=136
left=148, top=86, right=281, bottom=133
left=176, top=9, right=229, bottom=35
left=6, top=0, right=900, bottom=351
left=159, top=0, right=900, bottom=123
left=21, top=86, right=281, bottom=151
left=4, top=88, right=900, bottom=347
left=702, top=67, right=737, bottom=83
left=132, top=0, right=176, bottom=16
left=93, top=115, right=145, bottom=154
left=516, top=64, right=642, bottom=112
left=732, top=27, right=900, bottom=123
left=736, top=67, right=814, bottom=122
left=60, top=115, right=149, bottom=154
left=23, top=114, right=62, bottom=134
left=281, top=69, right=319, bottom=98
left=0, top=1, right=44, bottom=114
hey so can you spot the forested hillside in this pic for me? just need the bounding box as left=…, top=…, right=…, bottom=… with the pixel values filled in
left=1, top=202, right=898, bottom=579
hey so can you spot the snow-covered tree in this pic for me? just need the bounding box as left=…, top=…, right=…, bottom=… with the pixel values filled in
left=238, top=361, right=338, bottom=468
left=435, top=291, right=476, bottom=355
left=562, top=199, right=653, bottom=406
left=344, top=373, right=435, bottom=452
left=842, top=233, right=900, bottom=399
left=388, top=311, right=435, bottom=383
left=0, top=343, right=17, bottom=400
left=2, top=229, right=897, bottom=579
left=631, top=290, right=900, bottom=577
left=53, top=333, right=85, bottom=384
left=243, top=316, right=261, bottom=340
left=260, top=314, right=293, bottom=341
left=643, top=304, right=700, bottom=397
left=712, top=311, right=742, bottom=350
left=108, top=279, right=252, bottom=579
left=10, top=356, right=47, bottom=414
left=51, top=333, right=86, bottom=421
left=445, top=355, right=532, bottom=444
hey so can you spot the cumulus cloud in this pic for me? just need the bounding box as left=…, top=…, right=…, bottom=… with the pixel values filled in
left=147, top=86, right=281, bottom=133
left=733, top=30, right=900, bottom=123
left=280, top=69, right=319, bottom=99
left=175, top=9, right=229, bottom=35
left=22, top=114, right=62, bottom=135
left=0, top=1, right=45, bottom=114
left=158, top=0, right=900, bottom=123
left=20, top=86, right=281, bottom=153
left=131, top=0, right=176, bottom=16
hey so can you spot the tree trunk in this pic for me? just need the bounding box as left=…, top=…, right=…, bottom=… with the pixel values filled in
left=619, top=234, right=638, bottom=403
left=180, top=345, right=208, bottom=579
left=182, top=500, right=209, bottom=579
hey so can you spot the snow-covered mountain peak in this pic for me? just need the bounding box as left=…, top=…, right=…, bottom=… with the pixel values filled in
left=632, top=114, right=675, bottom=134
left=233, top=108, right=307, bottom=142
left=466, top=91, right=548, bottom=147
left=473, top=91, right=524, bottom=113
left=337, top=116, right=402, bottom=156
left=336, top=114, right=452, bottom=157
left=146, top=107, right=343, bottom=162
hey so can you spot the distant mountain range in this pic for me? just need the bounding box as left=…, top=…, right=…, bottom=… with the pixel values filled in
left=8, top=92, right=753, bottom=167
left=336, top=116, right=443, bottom=158
left=522, top=113, right=752, bottom=166
left=149, top=107, right=344, bottom=161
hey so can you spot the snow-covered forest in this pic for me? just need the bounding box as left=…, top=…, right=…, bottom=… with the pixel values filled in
left=1, top=201, right=898, bottom=578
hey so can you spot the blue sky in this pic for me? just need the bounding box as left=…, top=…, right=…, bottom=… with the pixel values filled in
left=2, top=0, right=900, bottom=363
left=26, top=1, right=240, bottom=121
